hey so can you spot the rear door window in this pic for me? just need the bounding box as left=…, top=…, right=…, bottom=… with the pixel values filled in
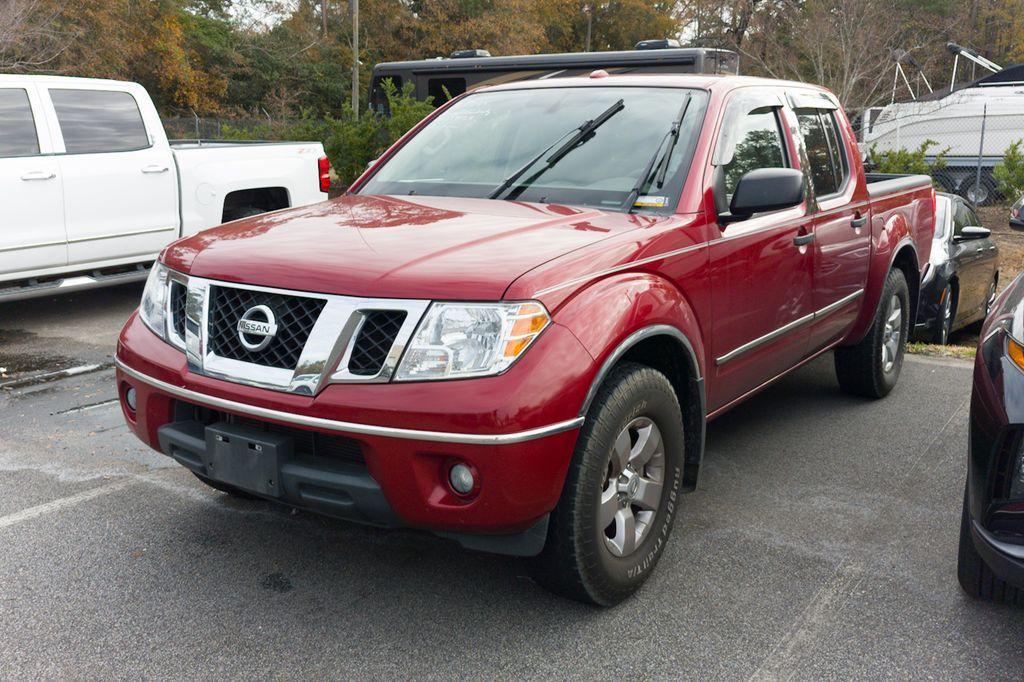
left=795, top=109, right=844, bottom=197
left=50, top=89, right=149, bottom=154
left=0, top=88, right=40, bottom=157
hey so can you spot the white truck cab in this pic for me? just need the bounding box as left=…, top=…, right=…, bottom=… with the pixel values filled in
left=0, top=75, right=330, bottom=301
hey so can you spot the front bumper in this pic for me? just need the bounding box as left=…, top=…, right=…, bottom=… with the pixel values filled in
left=117, top=311, right=596, bottom=553
left=970, top=519, right=1024, bottom=590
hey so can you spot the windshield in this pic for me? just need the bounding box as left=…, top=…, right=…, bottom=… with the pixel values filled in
left=359, top=86, right=708, bottom=213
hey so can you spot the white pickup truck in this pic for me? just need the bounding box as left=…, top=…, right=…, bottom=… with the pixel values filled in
left=0, top=75, right=330, bottom=302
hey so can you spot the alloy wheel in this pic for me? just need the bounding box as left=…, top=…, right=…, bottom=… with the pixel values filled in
left=599, top=416, right=666, bottom=557
left=881, top=294, right=902, bottom=373
left=940, top=290, right=952, bottom=344
left=986, top=280, right=997, bottom=316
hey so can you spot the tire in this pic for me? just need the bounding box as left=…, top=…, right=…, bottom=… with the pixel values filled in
left=931, top=284, right=955, bottom=345
left=957, top=482, right=1023, bottom=605
left=529, top=362, right=686, bottom=605
left=834, top=268, right=910, bottom=399
left=984, top=276, right=998, bottom=317
left=192, top=472, right=260, bottom=500
left=225, top=206, right=266, bottom=222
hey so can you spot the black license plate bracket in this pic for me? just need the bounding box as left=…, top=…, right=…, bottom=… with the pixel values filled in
left=203, top=422, right=292, bottom=497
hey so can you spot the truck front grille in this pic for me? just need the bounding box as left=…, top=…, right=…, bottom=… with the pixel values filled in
left=169, top=281, right=187, bottom=340
left=207, top=285, right=325, bottom=370
left=348, top=311, right=407, bottom=376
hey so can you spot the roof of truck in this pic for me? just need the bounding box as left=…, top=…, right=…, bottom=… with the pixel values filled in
left=0, top=74, right=143, bottom=88
left=476, top=72, right=832, bottom=95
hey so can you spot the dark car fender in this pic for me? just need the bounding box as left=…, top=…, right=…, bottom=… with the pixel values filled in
left=552, top=272, right=707, bottom=490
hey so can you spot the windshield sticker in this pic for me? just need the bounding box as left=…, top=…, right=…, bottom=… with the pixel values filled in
left=634, top=196, right=668, bottom=208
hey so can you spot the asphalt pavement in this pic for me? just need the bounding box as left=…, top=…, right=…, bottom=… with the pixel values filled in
left=1, top=285, right=1023, bottom=680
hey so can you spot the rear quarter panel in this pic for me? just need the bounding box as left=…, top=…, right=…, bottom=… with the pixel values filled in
left=845, top=183, right=935, bottom=343
left=174, top=143, right=328, bottom=235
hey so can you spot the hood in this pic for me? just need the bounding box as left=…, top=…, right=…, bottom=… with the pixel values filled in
left=164, top=194, right=650, bottom=300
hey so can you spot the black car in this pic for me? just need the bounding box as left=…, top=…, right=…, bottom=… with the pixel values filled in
left=1010, top=194, right=1024, bottom=230
left=959, top=271, right=1024, bottom=604
left=915, top=193, right=999, bottom=344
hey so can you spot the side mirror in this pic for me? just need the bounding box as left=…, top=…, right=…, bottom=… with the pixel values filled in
left=955, top=226, right=991, bottom=241
left=725, top=168, right=805, bottom=223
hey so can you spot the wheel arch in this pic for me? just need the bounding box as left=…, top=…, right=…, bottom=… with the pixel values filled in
left=891, top=240, right=921, bottom=327
left=578, top=325, right=706, bottom=492
left=221, top=186, right=291, bottom=223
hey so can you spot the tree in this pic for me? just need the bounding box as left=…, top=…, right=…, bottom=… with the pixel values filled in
left=0, top=0, right=66, bottom=70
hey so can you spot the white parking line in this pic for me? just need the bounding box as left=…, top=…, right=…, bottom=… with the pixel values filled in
left=0, top=478, right=135, bottom=530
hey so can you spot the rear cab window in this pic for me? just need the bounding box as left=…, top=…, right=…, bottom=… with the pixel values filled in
left=0, top=88, right=41, bottom=157
left=49, top=89, right=150, bottom=154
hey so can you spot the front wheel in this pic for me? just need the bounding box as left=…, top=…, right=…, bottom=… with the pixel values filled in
left=529, top=362, right=685, bottom=605
left=835, top=268, right=910, bottom=399
left=932, top=285, right=955, bottom=345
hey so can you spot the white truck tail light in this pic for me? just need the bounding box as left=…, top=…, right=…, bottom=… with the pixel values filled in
left=318, top=156, right=331, bottom=193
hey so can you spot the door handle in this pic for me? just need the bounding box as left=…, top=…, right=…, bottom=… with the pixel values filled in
left=794, top=233, right=815, bottom=246
left=21, top=171, right=56, bottom=181
left=141, top=165, right=169, bottom=174
left=850, top=215, right=867, bottom=228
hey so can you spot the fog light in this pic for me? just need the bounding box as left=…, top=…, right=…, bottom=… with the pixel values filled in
left=125, top=386, right=137, bottom=412
left=448, top=463, right=475, bottom=495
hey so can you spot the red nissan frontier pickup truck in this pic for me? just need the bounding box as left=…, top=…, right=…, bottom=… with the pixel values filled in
left=116, top=73, right=935, bottom=605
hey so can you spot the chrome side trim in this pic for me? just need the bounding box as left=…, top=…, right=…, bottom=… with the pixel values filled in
left=533, top=242, right=707, bottom=297
left=66, top=227, right=178, bottom=244
left=115, top=359, right=584, bottom=445
left=0, top=239, right=65, bottom=253
left=715, top=289, right=864, bottom=366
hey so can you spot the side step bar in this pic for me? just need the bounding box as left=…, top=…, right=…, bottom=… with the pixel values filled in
left=0, top=262, right=152, bottom=303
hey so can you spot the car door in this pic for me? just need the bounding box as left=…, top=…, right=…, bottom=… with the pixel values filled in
left=955, top=202, right=998, bottom=322
left=707, top=89, right=815, bottom=410
left=42, top=85, right=178, bottom=266
left=948, top=200, right=983, bottom=323
left=0, top=83, right=66, bottom=279
left=790, top=99, right=872, bottom=351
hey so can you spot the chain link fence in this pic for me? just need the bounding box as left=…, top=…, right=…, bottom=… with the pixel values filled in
left=851, top=98, right=1023, bottom=207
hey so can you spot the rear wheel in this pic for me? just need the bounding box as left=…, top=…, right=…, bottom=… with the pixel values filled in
left=932, top=285, right=956, bottom=345
left=957, top=482, right=1022, bottom=605
left=529, top=362, right=685, bottom=605
left=835, top=268, right=910, bottom=398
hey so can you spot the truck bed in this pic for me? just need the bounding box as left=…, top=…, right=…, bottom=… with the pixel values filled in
left=169, top=139, right=320, bottom=150
left=864, top=172, right=933, bottom=198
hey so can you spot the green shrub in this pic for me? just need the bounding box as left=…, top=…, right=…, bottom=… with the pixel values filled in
left=218, top=81, right=435, bottom=187
left=993, top=140, right=1024, bottom=200
left=867, top=140, right=948, bottom=186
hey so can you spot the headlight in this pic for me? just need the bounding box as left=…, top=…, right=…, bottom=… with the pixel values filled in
left=395, top=301, right=550, bottom=381
left=1008, top=335, right=1024, bottom=374
left=139, top=262, right=170, bottom=341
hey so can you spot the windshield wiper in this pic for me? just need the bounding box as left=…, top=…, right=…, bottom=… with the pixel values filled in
left=622, top=93, right=693, bottom=213
left=488, top=98, right=625, bottom=201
